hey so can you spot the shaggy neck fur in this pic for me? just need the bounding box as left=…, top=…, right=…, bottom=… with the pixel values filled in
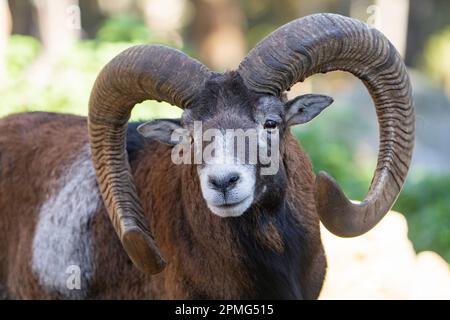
left=132, top=131, right=314, bottom=299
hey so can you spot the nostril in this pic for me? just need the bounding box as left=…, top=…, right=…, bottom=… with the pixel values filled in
left=208, top=173, right=241, bottom=191
left=228, top=174, right=240, bottom=186
left=208, top=176, right=220, bottom=189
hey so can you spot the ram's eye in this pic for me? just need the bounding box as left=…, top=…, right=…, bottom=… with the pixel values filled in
left=264, top=120, right=278, bottom=130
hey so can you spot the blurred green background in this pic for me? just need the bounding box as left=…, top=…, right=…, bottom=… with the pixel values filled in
left=0, top=0, right=449, bottom=262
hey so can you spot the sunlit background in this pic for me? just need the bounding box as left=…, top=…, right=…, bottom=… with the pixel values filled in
left=0, top=0, right=449, bottom=299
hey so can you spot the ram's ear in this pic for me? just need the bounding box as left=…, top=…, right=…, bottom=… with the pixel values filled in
left=284, top=94, right=334, bottom=126
left=137, top=119, right=183, bottom=145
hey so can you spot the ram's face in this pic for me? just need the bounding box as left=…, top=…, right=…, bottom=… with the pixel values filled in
left=138, top=73, right=333, bottom=218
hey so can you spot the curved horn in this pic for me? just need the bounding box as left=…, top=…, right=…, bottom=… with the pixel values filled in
left=238, top=13, right=415, bottom=237
left=88, top=45, right=211, bottom=274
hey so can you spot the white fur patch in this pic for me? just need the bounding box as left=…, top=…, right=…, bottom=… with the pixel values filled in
left=196, top=128, right=257, bottom=217
left=198, top=163, right=255, bottom=217
left=32, top=144, right=100, bottom=298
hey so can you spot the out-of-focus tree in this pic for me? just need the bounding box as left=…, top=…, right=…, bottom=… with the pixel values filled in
left=372, top=0, right=409, bottom=57
left=33, top=0, right=80, bottom=51
left=0, top=0, right=11, bottom=87
left=349, top=0, right=410, bottom=58
left=297, top=0, right=351, bottom=17
left=78, top=0, right=106, bottom=38
left=138, top=0, right=188, bottom=48
left=97, top=0, right=135, bottom=15
left=406, top=0, right=450, bottom=67
left=349, top=0, right=374, bottom=22
left=191, top=0, right=246, bottom=70
left=8, top=0, right=37, bottom=37
left=27, top=0, right=81, bottom=84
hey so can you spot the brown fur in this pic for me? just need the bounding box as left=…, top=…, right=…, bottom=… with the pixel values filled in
left=0, top=112, right=325, bottom=299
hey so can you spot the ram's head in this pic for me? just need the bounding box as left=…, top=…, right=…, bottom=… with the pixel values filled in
left=88, top=13, right=415, bottom=275
left=137, top=72, right=333, bottom=218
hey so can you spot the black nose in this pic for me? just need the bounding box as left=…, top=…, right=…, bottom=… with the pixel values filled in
left=208, top=173, right=240, bottom=192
